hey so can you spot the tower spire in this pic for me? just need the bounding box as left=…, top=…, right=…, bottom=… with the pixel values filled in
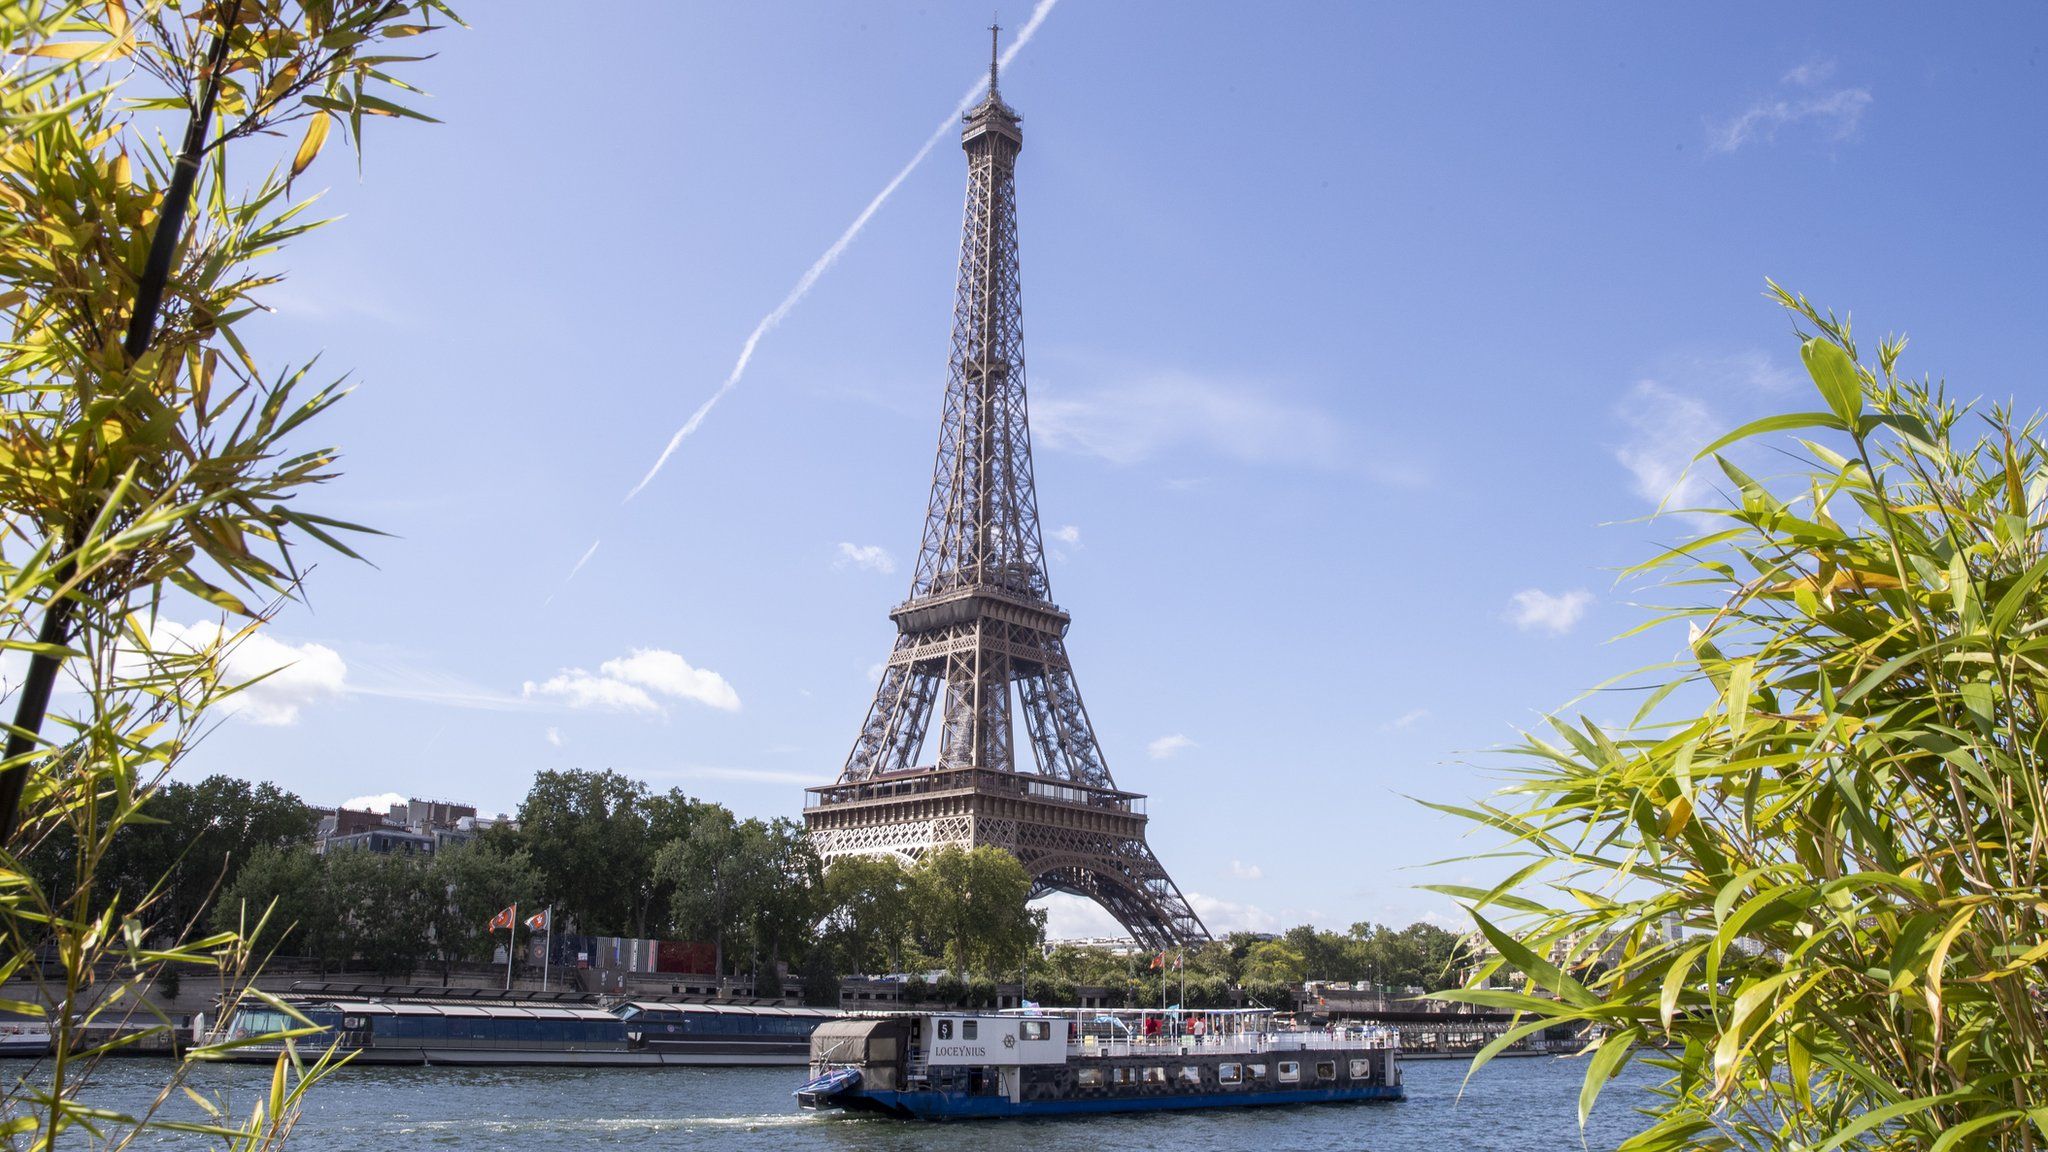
left=988, top=19, right=1000, bottom=98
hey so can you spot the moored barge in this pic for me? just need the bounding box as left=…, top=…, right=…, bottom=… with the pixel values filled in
left=795, top=1007, right=1403, bottom=1119
left=206, top=998, right=839, bottom=1067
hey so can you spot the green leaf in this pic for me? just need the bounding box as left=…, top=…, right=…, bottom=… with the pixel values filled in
left=1802, top=337, right=1864, bottom=425
left=1579, top=1026, right=1639, bottom=1128
left=1694, top=411, right=1846, bottom=460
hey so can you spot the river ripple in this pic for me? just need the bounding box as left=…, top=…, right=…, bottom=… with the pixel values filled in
left=60, top=1054, right=1663, bottom=1150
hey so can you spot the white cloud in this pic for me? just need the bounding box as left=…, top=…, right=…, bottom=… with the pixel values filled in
left=523, top=647, right=740, bottom=714
left=1614, top=380, right=1720, bottom=510
left=1229, top=860, right=1264, bottom=881
left=1782, top=59, right=1835, bottom=87
left=1050, top=525, right=1081, bottom=546
left=545, top=726, right=564, bottom=748
left=1711, top=60, right=1871, bottom=153
left=141, top=621, right=347, bottom=726
left=1187, top=892, right=1280, bottom=934
left=865, top=663, right=885, bottom=684
left=834, top=542, right=896, bottom=574
left=1507, top=589, right=1594, bottom=636
left=1146, top=734, right=1196, bottom=760
left=339, top=791, right=405, bottom=815
left=1380, top=708, right=1430, bottom=732
left=1035, top=373, right=1357, bottom=473
left=1613, top=355, right=1789, bottom=516
left=1034, top=892, right=1128, bottom=941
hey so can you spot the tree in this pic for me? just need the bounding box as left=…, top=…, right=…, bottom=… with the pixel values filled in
left=747, top=817, right=823, bottom=981
left=1438, top=288, right=2048, bottom=1150
left=654, top=806, right=775, bottom=978
left=323, top=848, right=437, bottom=978
left=514, top=769, right=654, bottom=935
left=0, top=4, right=451, bottom=1145
left=907, top=845, right=1039, bottom=982
left=214, top=844, right=333, bottom=963
left=428, top=841, right=539, bottom=979
left=822, top=853, right=914, bottom=974
left=106, top=776, right=313, bottom=937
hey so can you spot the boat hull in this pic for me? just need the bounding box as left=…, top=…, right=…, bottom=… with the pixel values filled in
left=832, top=1083, right=1406, bottom=1119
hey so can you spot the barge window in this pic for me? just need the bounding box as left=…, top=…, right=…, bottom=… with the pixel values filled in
left=1141, top=1067, right=1166, bottom=1083
left=1218, top=1063, right=1242, bottom=1085
left=1176, top=1066, right=1202, bottom=1086
left=1020, top=1020, right=1050, bottom=1042
left=1350, top=1058, right=1372, bottom=1079
left=1246, top=1063, right=1267, bottom=1081
left=1111, top=1067, right=1136, bottom=1085
left=1278, top=1061, right=1300, bottom=1083
left=1076, top=1068, right=1104, bottom=1088
left=961, top=1021, right=977, bottom=1040
left=1316, top=1061, right=1336, bottom=1081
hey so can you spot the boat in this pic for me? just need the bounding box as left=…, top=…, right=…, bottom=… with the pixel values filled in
left=794, top=1007, right=1404, bottom=1119
left=205, top=999, right=660, bottom=1066
left=615, top=1001, right=836, bottom=1065
left=0, top=1016, right=50, bottom=1057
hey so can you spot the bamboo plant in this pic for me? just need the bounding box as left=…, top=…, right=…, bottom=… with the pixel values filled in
left=0, top=2, right=451, bottom=1146
left=1436, top=285, right=2048, bottom=1150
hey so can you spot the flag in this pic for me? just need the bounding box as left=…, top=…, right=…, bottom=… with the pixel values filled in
left=1174, top=951, right=1184, bottom=970
left=525, top=909, right=551, bottom=932
left=487, top=905, right=516, bottom=932
left=1149, top=952, right=1165, bottom=971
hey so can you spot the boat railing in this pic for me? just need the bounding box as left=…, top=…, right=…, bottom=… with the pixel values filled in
left=1069, top=1029, right=1400, bottom=1059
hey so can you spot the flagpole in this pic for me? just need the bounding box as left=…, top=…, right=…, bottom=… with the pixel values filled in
left=541, top=906, right=553, bottom=991
left=505, top=901, right=517, bottom=992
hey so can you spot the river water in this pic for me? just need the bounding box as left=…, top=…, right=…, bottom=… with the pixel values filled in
left=59, top=1054, right=1664, bottom=1150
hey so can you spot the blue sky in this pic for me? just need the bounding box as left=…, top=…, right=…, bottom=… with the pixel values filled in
left=176, top=3, right=2048, bottom=937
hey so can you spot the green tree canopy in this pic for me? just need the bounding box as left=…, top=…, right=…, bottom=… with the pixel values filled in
left=822, top=853, right=914, bottom=975
left=907, top=845, right=1040, bottom=982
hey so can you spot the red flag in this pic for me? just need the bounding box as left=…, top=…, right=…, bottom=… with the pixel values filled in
left=487, top=905, right=516, bottom=932
left=1149, top=952, right=1165, bottom=971
left=524, top=909, right=550, bottom=932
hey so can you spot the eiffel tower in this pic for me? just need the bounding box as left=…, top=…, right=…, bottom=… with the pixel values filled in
left=804, top=29, right=1208, bottom=950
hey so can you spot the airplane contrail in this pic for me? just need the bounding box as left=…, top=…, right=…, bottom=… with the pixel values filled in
left=624, top=0, right=1061, bottom=503
left=543, top=538, right=602, bottom=606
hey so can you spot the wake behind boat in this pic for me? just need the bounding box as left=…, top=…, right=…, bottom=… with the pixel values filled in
left=795, top=1007, right=1403, bottom=1119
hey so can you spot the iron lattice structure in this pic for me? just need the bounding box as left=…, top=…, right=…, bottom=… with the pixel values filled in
left=805, top=33, right=1208, bottom=950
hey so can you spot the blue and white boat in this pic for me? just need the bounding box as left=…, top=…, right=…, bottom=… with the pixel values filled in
left=796, top=1007, right=1403, bottom=1119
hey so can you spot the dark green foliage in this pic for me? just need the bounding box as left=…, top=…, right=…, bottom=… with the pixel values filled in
left=31, top=774, right=314, bottom=943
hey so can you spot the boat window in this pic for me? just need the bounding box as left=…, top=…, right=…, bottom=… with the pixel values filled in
left=961, top=1020, right=977, bottom=1040
left=1076, top=1067, right=1104, bottom=1087
left=1246, top=1063, right=1267, bottom=1080
left=618, top=1006, right=641, bottom=1020
left=1218, top=1063, right=1242, bottom=1085
left=1350, top=1058, right=1371, bottom=1079
left=1316, top=1061, right=1336, bottom=1081
left=1020, top=1020, right=1050, bottom=1042
left=1176, top=1066, right=1202, bottom=1086
left=1141, top=1067, right=1167, bottom=1083
left=1111, top=1067, right=1136, bottom=1085
left=1278, top=1061, right=1300, bottom=1083
left=937, top=1020, right=953, bottom=1040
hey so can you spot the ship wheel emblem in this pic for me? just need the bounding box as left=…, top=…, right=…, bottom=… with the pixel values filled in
left=1003, top=1034, right=1017, bottom=1049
